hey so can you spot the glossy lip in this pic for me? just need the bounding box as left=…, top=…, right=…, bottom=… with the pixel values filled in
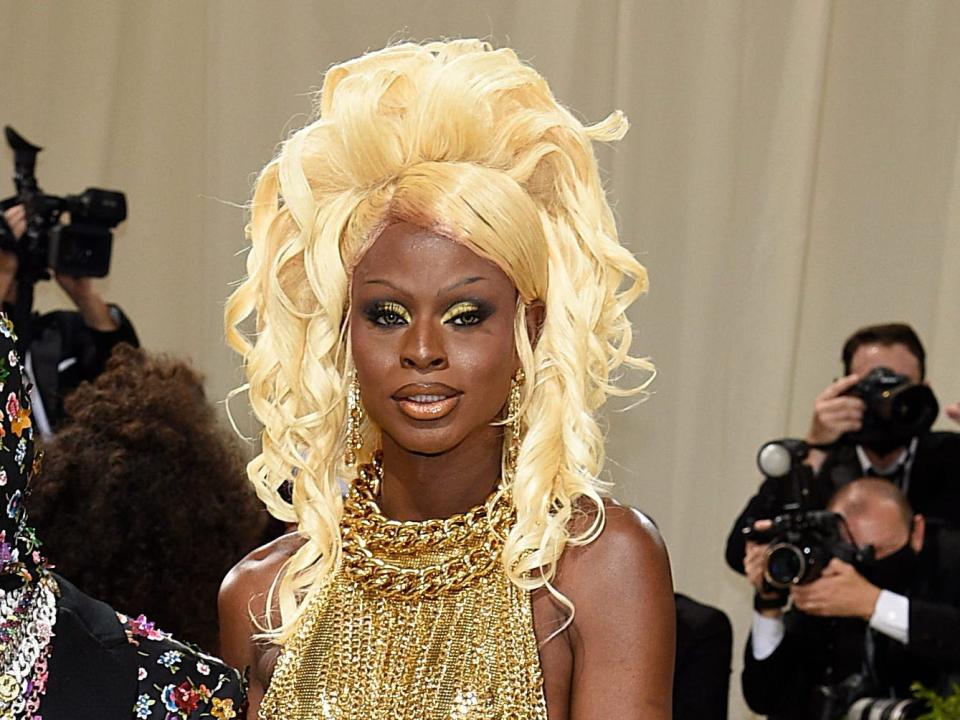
left=392, top=383, right=462, bottom=421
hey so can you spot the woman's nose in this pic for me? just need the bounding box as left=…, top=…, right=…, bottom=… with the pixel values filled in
left=399, top=319, right=448, bottom=371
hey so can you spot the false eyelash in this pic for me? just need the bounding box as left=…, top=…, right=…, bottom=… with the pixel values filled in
left=363, top=300, right=411, bottom=325
left=442, top=300, right=493, bottom=326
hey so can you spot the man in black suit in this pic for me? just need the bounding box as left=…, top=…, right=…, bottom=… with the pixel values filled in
left=741, top=479, right=960, bottom=719
left=726, top=322, right=960, bottom=574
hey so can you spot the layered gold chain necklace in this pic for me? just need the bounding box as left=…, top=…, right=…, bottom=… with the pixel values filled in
left=339, top=453, right=516, bottom=598
left=260, top=453, right=547, bottom=720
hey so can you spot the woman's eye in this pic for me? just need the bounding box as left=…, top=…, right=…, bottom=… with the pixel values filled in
left=451, top=311, right=481, bottom=326
left=366, top=301, right=410, bottom=326
left=442, top=302, right=489, bottom=326
left=379, top=312, right=404, bottom=325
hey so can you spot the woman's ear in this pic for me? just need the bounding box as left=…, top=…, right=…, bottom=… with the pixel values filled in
left=524, top=300, right=545, bottom=350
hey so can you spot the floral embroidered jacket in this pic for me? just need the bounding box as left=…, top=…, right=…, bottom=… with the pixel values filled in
left=44, top=574, right=247, bottom=720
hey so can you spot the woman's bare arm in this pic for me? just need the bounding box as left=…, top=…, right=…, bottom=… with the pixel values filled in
left=218, top=533, right=303, bottom=719
left=559, top=503, right=675, bottom=719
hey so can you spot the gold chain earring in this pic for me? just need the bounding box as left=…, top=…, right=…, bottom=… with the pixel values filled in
left=505, top=367, right=525, bottom=481
left=344, top=371, right=364, bottom=467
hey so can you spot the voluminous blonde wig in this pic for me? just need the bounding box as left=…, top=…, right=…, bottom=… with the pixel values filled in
left=226, top=39, right=652, bottom=642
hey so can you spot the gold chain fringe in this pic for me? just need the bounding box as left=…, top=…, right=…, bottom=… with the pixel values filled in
left=259, top=453, right=547, bottom=720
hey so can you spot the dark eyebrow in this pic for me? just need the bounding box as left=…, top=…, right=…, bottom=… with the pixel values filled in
left=440, top=276, right=486, bottom=294
left=364, top=278, right=404, bottom=292
left=363, top=276, right=487, bottom=295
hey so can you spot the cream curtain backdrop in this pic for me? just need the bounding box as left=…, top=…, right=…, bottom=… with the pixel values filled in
left=3, top=1, right=960, bottom=716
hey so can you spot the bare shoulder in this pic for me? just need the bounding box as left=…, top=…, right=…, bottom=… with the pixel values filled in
left=545, top=497, right=674, bottom=649
left=218, top=532, right=304, bottom=667
left=602, top=499, right=667, bottom=561
left=559, top=497, right=670, bottom=590
left=220, top=532, right=305, bottom=616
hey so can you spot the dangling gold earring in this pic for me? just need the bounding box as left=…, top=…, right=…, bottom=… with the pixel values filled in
left=505, top=367, right=525, bottom=481
left=344, top=371, right=364, bottom=467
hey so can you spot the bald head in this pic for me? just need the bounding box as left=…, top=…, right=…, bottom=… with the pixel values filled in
left=828, top=479, right=922, bottom=558
left=829, top=479, right=913, bottom=527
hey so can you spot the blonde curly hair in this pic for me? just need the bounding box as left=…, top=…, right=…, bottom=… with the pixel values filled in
left=225, top=39, right=652, bottom=642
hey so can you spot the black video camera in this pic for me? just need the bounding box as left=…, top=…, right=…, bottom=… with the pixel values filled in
left=844, top=366, right=938, bottom=455
left=745, top=439, right=870, bottom=588
left=0, top=126, right=126, bottom=282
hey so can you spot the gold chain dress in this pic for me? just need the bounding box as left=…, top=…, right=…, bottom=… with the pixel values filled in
left=259, top=454, right=548, bottom=720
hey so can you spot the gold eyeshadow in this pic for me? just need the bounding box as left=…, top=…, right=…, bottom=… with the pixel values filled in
left=441, top=301, right=483, bottom=324
left=371, top=301, right=411, bottom=324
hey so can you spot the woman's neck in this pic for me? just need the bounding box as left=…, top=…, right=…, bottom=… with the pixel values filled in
left=376, top=430, right=503, bottom=521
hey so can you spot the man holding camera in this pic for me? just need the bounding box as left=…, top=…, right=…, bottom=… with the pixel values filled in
left=726, top=323, right=960, bottom=574
left=741, top=479, right=960, bottom=718
left=0, top=203, right=138, bottom=436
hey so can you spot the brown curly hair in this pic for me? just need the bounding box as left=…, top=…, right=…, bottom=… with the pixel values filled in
left=27, top=343, right=267, bottom=652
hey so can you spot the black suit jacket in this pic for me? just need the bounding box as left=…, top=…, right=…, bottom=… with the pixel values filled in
left=674, top=594, right=733, bottom=720
left=44, top=574, right=139, bottom=718
left=741, top=522, right=960, bottom=719
left=725, top=432, right=960, bottom=574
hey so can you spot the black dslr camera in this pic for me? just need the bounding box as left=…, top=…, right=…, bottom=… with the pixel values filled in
left=744, top=439, right=869, bottom=588
left=0, top=126, right=126, bottom=282
left=844, top=366, right=938, bottom=455
left=747, top=508, right=859, bottom=588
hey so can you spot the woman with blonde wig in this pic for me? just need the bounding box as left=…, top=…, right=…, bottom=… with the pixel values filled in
left=219, top=39, right=674, bottom=719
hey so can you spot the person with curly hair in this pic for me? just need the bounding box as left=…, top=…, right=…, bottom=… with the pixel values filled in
left=28, top=343, right=267, bottom=654
left=220, top=39, right=674, bottom=719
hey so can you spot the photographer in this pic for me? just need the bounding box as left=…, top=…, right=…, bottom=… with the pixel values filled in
left=0, top=203, right=137, bottom=436
left=726, top=323, right=960, bottom=573
left=742, top=479, right=960, bottom=718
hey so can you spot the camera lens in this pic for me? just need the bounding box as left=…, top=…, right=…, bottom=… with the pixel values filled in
left=847, top=697, right=925, bottom=719
left=888, top=384, right=938, bottom=434
left=764, top=543, right=805, bottom=588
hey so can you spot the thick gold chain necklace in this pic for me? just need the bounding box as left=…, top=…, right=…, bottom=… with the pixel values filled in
left=340, top=452, right=515, bottom=599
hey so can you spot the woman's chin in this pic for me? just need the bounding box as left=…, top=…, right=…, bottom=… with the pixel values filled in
left=378, top=426, right=470, bottom=459
left=386, top=437, right=460, bottom=458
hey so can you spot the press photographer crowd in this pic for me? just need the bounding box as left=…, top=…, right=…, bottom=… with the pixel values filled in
left=1, top=122, right=959, bottom=720
left=727, top=324, right=960, bottom=719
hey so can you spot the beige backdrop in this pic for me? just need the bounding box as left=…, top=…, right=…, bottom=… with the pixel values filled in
left=4, top=1, right=960, bottom=716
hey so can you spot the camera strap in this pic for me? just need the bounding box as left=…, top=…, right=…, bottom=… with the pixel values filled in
left=753, top=591, right=788, bottom=611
